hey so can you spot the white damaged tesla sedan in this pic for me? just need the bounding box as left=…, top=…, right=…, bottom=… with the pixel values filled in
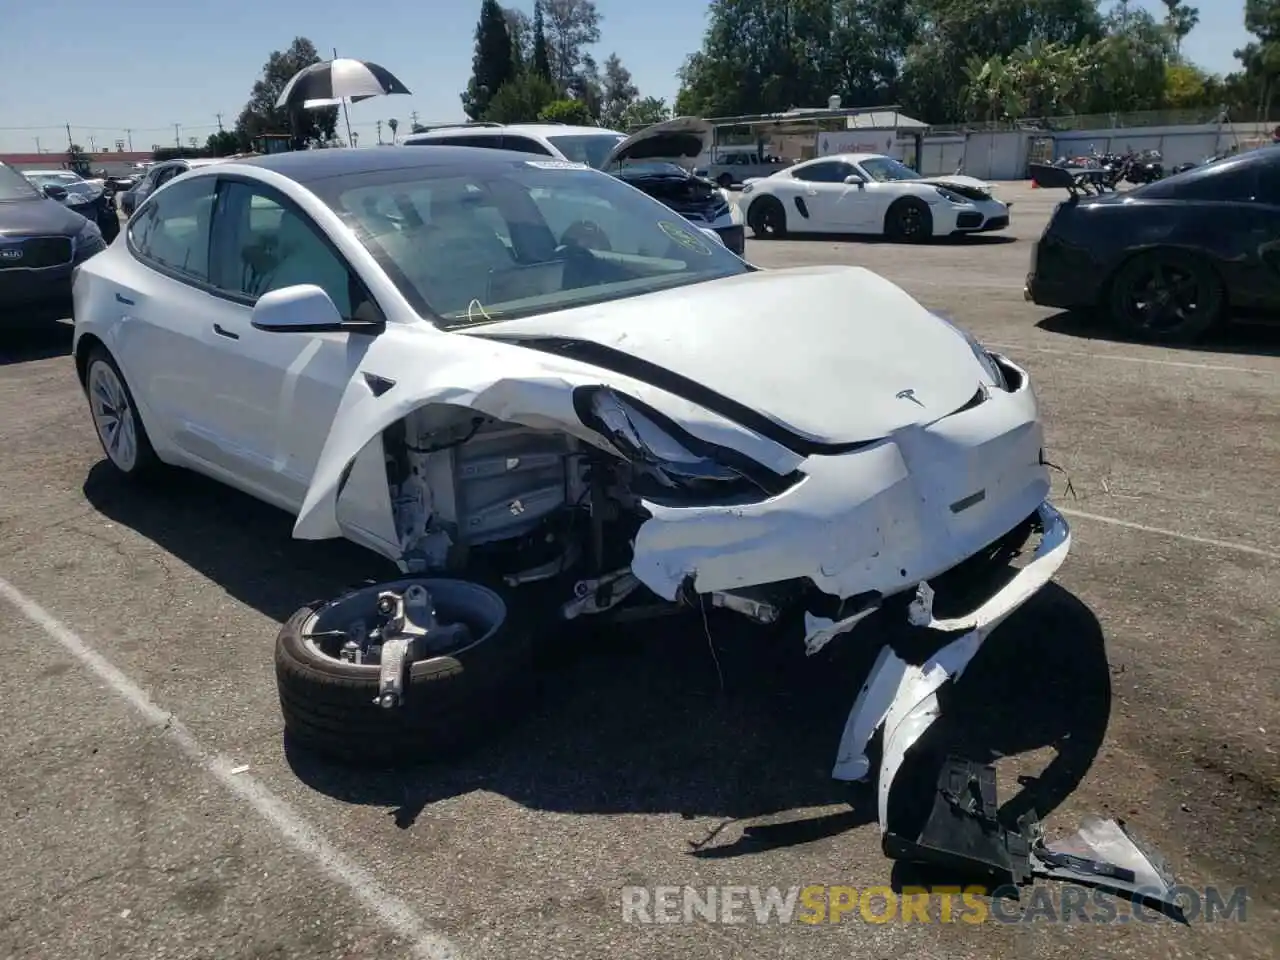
left=71, top=147, right=1070, bottom=814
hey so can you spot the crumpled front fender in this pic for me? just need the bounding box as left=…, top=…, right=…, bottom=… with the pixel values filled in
left=292, top=324, right=803, bottom=545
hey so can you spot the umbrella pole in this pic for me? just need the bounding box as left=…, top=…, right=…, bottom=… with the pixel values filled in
left=334, top=47, right=355, bottom=147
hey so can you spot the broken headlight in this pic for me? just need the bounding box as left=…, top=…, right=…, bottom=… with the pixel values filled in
left=575, top=386, right=795, bottom=498
left=930, top=312, right=1009, bottom=391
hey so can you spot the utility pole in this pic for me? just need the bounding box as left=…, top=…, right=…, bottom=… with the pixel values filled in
left=216, top=113, right=224, bottom=132
left=376, top=119, right=383, bottom=144
left=65, top=123, right=73, bottom=148
left=34, top=136, right=41, bottom=153
left=125, top=128, right=133, bottom=151
left=174, top=123, right=182, bottom=147
left=410, top=110, right=419, bottom=128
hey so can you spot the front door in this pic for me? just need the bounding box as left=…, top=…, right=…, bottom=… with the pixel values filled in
left=198, top=179, right=382, bottom=511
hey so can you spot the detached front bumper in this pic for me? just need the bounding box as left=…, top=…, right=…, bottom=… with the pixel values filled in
left=828, top=500, right=1070, bottom=785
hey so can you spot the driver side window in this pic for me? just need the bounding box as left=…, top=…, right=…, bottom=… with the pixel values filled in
left=793, top=162, right=852, bottom=183
left=210, top=181, right=365, bottom=320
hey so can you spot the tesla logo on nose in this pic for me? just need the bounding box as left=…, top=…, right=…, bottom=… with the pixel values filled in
left=896, top=388, right=924, bottom=407
left=0, top=248, right=21, bottom=261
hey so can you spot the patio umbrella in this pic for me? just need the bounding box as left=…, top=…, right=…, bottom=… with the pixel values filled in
left=275, top=58, right=411, bottom=109
left=277, top=57, right=411, bottom=145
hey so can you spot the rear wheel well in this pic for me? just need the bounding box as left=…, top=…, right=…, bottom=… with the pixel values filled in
left=1098, top=246, right=1228, bottom=310
left=74, top=333, right=107, bottom=387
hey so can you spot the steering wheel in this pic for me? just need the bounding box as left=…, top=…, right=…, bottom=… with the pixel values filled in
left=558, top=220, right=612, bottom=252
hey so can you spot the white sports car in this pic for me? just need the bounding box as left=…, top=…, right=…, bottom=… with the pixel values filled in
left=71, top=147, right=1068, bottom=820
left=741, top=153, right=1011, bottom=241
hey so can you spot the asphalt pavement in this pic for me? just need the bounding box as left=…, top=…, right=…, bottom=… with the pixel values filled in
left=0, top=183, right=1276, bottom=959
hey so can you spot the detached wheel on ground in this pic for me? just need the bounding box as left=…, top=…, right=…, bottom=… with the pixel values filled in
left=884, top=197, right=933, bottom=243
left=1106, top=250, right=1224, bottom=344
left=747, top=196, right=787, bottom=239
left=275, top=577, right=534, bottom=765
left=83, top=345, right=161, bottom=479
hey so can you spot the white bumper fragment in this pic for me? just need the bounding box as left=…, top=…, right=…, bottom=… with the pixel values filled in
left=822, top=502, right=1071, bottom=833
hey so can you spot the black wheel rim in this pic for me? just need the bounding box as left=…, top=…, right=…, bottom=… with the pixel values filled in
left=756, top=204, right=781, bottom=236
left=898, top=206, right=923, bottom=237
left=1121, top=261, right=1207, bottom=332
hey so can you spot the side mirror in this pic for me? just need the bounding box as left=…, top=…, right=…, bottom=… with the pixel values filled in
left=843, top=174, right=865, bottom=185
left=250, top=284, right=383, bottom=334
left=43, top=184, right=68, bottom=201
left=698, top=227, right=726, bottom=246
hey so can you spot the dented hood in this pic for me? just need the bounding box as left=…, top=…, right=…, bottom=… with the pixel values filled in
left=915, top=174, right=996, bottom=196
left=602, top=116, right=711, bottom=169
left=466, top=265, right=987, bottom=446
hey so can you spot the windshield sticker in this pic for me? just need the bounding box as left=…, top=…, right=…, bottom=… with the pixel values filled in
left=525, top=159, right=589, bottom=170
left=658, top=220, right=714, bottom=255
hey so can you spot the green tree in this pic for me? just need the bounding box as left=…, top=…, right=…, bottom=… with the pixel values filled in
left=538, top=98, right=594, bottom=124
left=387, top=118, right=399, bottom=140
left=1160, top=1, right=1200, bottom=53
left=205, top=130, right=241, bottom=156
left=461, top=0, right=516, bottom=120
left=618, top=96, right=671, bottom=129
left=484, top=72, right=560, bottom=123
left=598, top=53, right=639, bottom=127
left=542, top=0, right=601, bottom=91
left=532, top=0, right=553, bottom=81
left=234, top=37, right=338, bottom=150
left=504, top=6, right=532, bottom=71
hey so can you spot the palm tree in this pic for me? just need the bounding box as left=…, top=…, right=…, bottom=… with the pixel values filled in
left=387, top=118, right=399, bottom=142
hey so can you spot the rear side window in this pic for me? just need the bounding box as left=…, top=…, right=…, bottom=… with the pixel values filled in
left=792, top=161, right=852, bottom=183
left=127, top=176, right=217, bottom=282
left=409, top=135, right=504, bottom=149
left=500, top=136, right=552, bottom=156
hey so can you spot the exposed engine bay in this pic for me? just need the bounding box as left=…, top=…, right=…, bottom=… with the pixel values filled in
left=379, top=389, right=791, bottom=624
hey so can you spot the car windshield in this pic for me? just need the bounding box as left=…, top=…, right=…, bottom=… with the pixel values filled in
left=318, top=160, right=751, bottom=327
left=545, top=134, right=626, bottom=169
left=857, top=157, right=923, bottom=182
left=0, top=164, right=42, bottom=201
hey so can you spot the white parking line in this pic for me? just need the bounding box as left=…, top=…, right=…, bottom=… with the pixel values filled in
left=0, top=575, right=460, bottom=960
left=987, top=342, right=1278, bottom=377
left=1058, top=507, right=1280, bottom=561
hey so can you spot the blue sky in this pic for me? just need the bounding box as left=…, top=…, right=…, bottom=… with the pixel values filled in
left=0, top=0, right=1250, bottom=154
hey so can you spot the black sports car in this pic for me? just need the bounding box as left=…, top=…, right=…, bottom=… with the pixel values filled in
left=610, top=161, right=745, bottom=255
left=1025, top=147, right=1280, bottom=343
left=0, top=162, right=108, bottom=326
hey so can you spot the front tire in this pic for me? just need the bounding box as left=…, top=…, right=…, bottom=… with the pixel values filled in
left=884, top=198, right=933, bottom=243
left=1107, top=250, right=1224, bottom=344
left=276, top=577, right=535, bottom=766
left=84, top=346, right=161, bottom=479
left=747, top=196, right=787, bottom=239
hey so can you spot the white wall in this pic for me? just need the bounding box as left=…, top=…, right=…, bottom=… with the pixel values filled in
left=921, top=121, right=1275, bottom=181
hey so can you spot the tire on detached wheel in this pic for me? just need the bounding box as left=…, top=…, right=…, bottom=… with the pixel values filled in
left=275, top=577, right=533, bottom=765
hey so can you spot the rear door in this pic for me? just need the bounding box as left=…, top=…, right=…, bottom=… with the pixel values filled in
left=110, top=174, right=224, bottom=459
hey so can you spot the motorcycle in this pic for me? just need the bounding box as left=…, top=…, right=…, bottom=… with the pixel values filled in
left=1123, top=150, right=1164, bottom=184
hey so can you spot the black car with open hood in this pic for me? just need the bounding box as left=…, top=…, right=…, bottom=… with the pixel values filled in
left=602, top=118, right=746, bottom=256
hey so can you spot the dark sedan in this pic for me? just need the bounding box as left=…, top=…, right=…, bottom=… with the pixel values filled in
left=1025, top=147, right=1280, bottom=343
left=0, top=162, right=108, bottom=327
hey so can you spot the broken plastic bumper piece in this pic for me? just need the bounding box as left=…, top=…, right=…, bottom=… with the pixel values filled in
left=831, top=500, right=1071, bottom=784
left=887, top=755, right=1186, bottom=919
